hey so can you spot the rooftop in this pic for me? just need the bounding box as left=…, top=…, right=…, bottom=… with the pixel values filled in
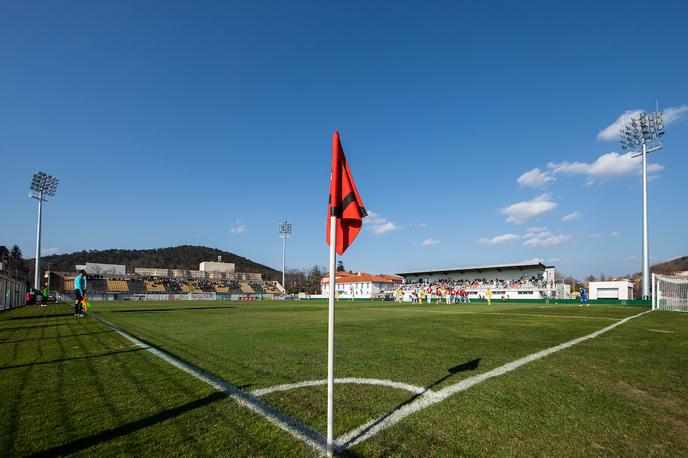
left=396, top=261, right=552, bottom=277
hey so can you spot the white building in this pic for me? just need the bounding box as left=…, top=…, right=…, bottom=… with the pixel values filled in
left=321, top=272, right=403, bottom=298
left=76, top=262, right=126, bottom=275
left=199, top=261, right=235, bottom=274
left=588, top=280, right=634, bottom=300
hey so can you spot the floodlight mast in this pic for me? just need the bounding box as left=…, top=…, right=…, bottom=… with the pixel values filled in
left=619, top=111, right=664, bottom=299
left=278, top=221, right=292, bottom=292
left=29, top=172, right=59, bottom=290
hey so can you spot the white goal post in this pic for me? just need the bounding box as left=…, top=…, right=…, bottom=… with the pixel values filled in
left=653, top=273, right=688, bottom=312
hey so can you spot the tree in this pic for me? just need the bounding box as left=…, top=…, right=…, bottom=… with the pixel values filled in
left=336, top=260, right=345, bottom=272
left=599, top=273, right=607, bottom=282
left=9, top=245, right=23, bottom=267
left=308, top=265, right=324, bottom=294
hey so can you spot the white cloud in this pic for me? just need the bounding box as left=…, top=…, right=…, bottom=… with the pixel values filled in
left=366, top=211, right=400, bottom=235
left=662, top=104, right=688, bottom=124
left=417, top=223, right=428, bottom=228
left=421, top=238, right=440, bottom=247
left=501, top=193, right=557, bottom=224
left=230, top=219, right=247, bottom=234
left=598, top=105, right=687, bottom=141
left=517, top=168, right=554, bottom=188
left=561, top=212, right=581, bottom=222
left=647, top=163, right=664, bottom=174
left=41, top=247, right=59, bottom=256
left=477, top=233, right=521, bottom=246
left=597, top=109, right=644, bottom=141
left=547, top=151, right=662, bottom=185
left=521, top=257, right=545, bottom=264
left=548, top=257, right=561, bottom=262
left=610, top=231, right=620, bottom=237
left=588, top=233, right=601, bottom=239
left=522, top=233, right=572, bottom=248
left=626, top=255, right=637, bottom=261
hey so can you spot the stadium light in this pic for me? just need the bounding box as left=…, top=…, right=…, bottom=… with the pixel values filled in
left=278, top=221, right=292, bottom=292
left=29, top=172, right=59, bottom=290
left=619, top=110, right=664, bottom=300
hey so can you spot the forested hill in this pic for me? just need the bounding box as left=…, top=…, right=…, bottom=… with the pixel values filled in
left=626, top=256, right=688, bottom=285
left=35, top=245, right=280, bottom=280
left=649, top=256, right=688, bottom=275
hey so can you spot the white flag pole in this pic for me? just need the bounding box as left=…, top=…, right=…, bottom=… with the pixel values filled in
left=326, top=215, right=337, bottom=456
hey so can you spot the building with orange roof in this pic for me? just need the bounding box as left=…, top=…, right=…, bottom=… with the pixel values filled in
left=321, top=272, right=402, bottom=298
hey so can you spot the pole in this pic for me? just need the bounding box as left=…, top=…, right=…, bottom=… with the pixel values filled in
left=651, top=272, right=656, bottom=310
left=34, top=191, right=43, bottom=290
left=326, top=215, right=337, bottom=457
left=282, top=235, right=286, bottom=292
left=641, top=142, right=650, bottom=299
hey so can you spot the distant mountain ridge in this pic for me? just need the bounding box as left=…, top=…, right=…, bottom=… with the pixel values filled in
left=35, top=245, right=280, bottom=280
left=625, top=255, right=688, bottom=286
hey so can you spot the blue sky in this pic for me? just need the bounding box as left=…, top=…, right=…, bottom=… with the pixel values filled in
left=1, top=0, right=686, bottom=279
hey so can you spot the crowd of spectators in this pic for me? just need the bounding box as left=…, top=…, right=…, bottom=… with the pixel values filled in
left=398, top=276, right=548, bottom=296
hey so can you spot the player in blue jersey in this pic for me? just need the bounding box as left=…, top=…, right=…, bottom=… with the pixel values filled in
left=579, top=286, right=589, bottom=306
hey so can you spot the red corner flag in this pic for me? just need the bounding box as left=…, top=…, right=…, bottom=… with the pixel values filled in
left=327, top=131, right=367, bottom=255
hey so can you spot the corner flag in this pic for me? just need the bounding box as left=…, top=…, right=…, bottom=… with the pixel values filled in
left=327, top=131, right=367, bottom=255
left=325, top=131, right=366, bottom=456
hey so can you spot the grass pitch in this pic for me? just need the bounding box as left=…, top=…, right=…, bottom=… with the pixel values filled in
left=1, top=300, right=687, bottom=456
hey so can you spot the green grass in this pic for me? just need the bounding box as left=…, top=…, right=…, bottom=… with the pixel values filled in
left=1, top=300, right=687, bottom=456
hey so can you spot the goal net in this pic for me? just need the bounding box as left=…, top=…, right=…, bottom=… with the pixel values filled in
left=653, top=274, right=688, bottom=312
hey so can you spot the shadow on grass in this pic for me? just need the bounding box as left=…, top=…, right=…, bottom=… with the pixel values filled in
left=0, top=347, right=145, bottom=371
left=7, top=313, right=74, bottom=321
left=338, top=358, right=482, bottom=455
left=29, top=392, right=228, bottom=457
left=0, top=324, right=69, bottom=334
left=111, top=306, right=237, bottom=313
left=0, top=329, right=114, bottom=344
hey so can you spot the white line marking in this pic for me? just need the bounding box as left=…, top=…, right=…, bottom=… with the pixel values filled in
left=335, top=309, right=651, bottom=451
left=88, top=313, right=327, bottom=455
left=369, top=307, right=621, bottom=321
left=648, top=329, right=675, bottom=333
left=253, top=378, right=428, bottom=397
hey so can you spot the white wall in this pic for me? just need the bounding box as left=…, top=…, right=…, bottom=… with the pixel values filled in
left=321, top=281, right=401, bottom=298
left=199, top=261, right=236, bottom=273
left=589, top=281, right=633, bottom=300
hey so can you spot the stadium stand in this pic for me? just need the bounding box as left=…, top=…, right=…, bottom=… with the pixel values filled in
left=107, top=280, right=129, bottom=292
left=240, top=282, right=255, bottom=294
left=88, top=279, right=108, bottom=293
left=145, top=281, right=166, bottom=293
left=127, top=279, right=148, bottom=294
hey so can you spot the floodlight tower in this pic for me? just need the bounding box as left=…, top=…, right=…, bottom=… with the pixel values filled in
left=29, top=172, right=59, bottom=290
left=619, top=111, right=665, bottom=299
left=278, top=221, right=292, bottom=292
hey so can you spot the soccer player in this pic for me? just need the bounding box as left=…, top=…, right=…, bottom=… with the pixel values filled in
left=74, top=270, right=87, bottom=317
left=580, top=286, right=589, bottom=306
left=486, top=288, right=492, bottom=305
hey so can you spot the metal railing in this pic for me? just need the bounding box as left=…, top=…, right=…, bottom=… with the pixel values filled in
left=1, top=273, right=27, bottom=310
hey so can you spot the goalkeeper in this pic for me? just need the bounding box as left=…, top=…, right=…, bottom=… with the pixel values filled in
left=74, top=270, right=87, bottom=317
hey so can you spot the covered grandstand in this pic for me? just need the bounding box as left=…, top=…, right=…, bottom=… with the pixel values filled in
left=396, top=261, right=561, bottom=300
left=51, top=259, right=285, bottom=301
